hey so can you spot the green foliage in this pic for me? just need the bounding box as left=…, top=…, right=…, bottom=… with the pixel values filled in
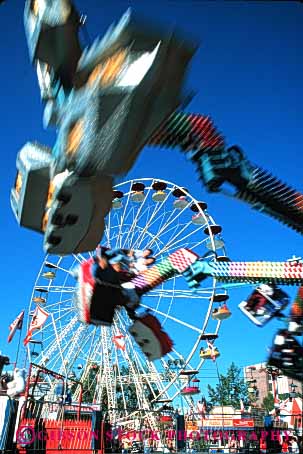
left=207, top=362, right=250, bottom=408
left=81, top=363, right=103, bottom=404
left=116, top=365, right=138, bottom=410
left=262, top=393, right=275, bottom=413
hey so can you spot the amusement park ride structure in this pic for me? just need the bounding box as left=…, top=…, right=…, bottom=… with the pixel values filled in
left=25, top=177, right=227, bottom=424
left=2, top=0, right=302, bottom=436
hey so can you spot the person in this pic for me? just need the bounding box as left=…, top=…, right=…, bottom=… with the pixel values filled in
left=122, top=440, right=129, bottom=454
left=282, top=438, right=289, bottom=453
left=259, top=438, right=267, bottom=454
left=131, top=249, right=155, bottom=273
left=291, top=438, right=299, bottom=454
left=143, top=437, right=151, bottom=454
left=168, top=441, right=175, bottom=452
left=229, top=440, right=239, bottom=453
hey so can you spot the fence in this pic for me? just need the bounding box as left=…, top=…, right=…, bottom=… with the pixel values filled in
left=17, top=416, right=96, bottom=454
left=8, top=400, right=302, bottom=454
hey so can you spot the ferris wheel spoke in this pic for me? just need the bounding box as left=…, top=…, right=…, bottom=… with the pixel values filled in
left=123, top=204, right=166, bottom=251
left=157, top=228, right=209, bottom=257
left=46, top=299, right=74, bottom=311
left=140, top=303, right=203, bottom=334
left=57, top=324, right=91, bottom=375
left=83, top=364, right=101, bottom=400
left=33, top=287, right=75, bottom=298
left=120, top=187, right=153, bottom=248
left=39, top=316, right=79, bottom=358
left=126, top=203, right=159, bottom=250
left=81, top=326, right=99, bottom=366
left=119, top=185, right=156, bottom=248
left=46, top=313, right=68, bottom=375
left=147, top=221, right=183, bottom=252
left=130, top=223, right=167, bottom=252
left=117, top=190, right=134, bottom=250
left=40, top=322, right=78, bottom=366
left=148, top=362, right=170, bottom=396
left=142, top=206, right=189, bottom=251
left=151, top=221, right=197, bottom=256
left=130, top=194, right=175, bottom=250
left=129, top=208, right=168, bottom=251
left=45, top=308, right=73, bottom=323
left=44, top=308, right=75, bottom=327
left=104, top=209, right=112, bottom=248
left=132, top=194, right=175, bottom=250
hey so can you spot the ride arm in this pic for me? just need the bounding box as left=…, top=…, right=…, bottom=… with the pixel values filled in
left=183, top=258, right=303, bottom=289
left=149, top=111, right=303, bottom=235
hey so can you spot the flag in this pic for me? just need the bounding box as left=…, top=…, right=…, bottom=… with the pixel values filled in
left=7, top=310, right=25, bottom=343
left=279, top=399, right=289, bottom=411
left=206, top=340, right=217, bottom=361
left=240, top=399, right=245, bottom=413
left=23, top=306, right=49, bottom=345
left=112, top=329, right=126, bottom=351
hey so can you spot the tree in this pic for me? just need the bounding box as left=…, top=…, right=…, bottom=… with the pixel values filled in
left=116, top=364, right=160, bottom=410
left=207, top=362, right=250, bottom=409
left=262, top=393, right=274, bottom=413
left=81, top=363, right=102, bottom=404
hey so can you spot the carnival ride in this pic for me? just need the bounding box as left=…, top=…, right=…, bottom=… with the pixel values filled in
left=3, top=0, right=303, bottom=437
left=11, top=1, right=303, bottom=255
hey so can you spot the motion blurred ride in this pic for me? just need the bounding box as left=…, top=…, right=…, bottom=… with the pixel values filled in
left=11, top=1, right=303, bottom=256
left=268, top=329, right=303, bottom=381
left=74, top=247, right=198, bottom=360
left=183, top=256, right=303, bottom=380
left=11, top=0, right=196, bottom=255
left=239, top=284, right=290, bottom=326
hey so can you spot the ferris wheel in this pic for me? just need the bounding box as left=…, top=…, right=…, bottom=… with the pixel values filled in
left=26, top=177, right=230, bottom=424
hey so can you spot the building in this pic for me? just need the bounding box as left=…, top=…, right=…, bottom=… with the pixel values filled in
left=243, top=363, right=302, bottom=407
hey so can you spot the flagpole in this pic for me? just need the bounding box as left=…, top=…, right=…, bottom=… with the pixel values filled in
left=14, top=323, right=23, bottom=367
left=7, top=310, right=25, bottom=368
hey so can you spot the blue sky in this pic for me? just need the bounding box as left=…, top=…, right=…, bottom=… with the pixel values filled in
left=0, top=1, right=302, bottom=391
